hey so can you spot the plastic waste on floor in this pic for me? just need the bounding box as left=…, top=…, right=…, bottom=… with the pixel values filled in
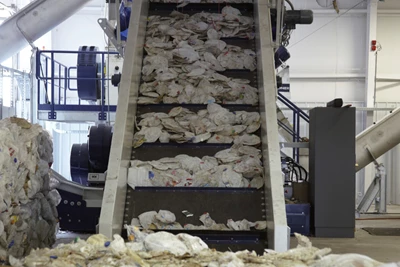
left=9, top=228, right=390, bottom=267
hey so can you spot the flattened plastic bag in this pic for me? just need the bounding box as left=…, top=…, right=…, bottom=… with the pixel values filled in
left=234, top=155, right=263, bottom=176
left=234, top=134, right=261, bottom=146
left=47, top=189, right=61, bottom=207
left=199, top=213, right=216, bottom=228
left=175, top=155, right=202, bottom=174
left=207, top=134, right=233, bottom=144
left=153, top=222, right=183, bottom=230
left=254, top=221, right=267, bottom=230
left=227, top=219, right=255, bottom=231
left=138, top=211, right=157, bottom=229
left=191, top=132, right=212, bottom=143
left=215, top=149, right=241, bottom=163
left=250, top=176, right=264, bottom=189
left=144, top=231, right=188, bottom=256
left=125, top=224, right=148, bottom=242
left=219, top=166, right=244, bottom=187
left=177, top=233, right=208, bottom=254
left=200, top=156, right=218, bottom=171
left=155, top=210, right=176, bottom=224
left=314, top=253, right=383, bottom=267
left=192, top=170, right=216, bottom=187
left=128, top=167, right=153, bottom=188
left=238, top=145, right=260, bottom=156
left=135, top=127, right=162, bottom=143
left=159, top=131, right=170, bottom=143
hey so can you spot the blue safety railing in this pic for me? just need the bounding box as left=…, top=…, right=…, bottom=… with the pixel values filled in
left=277, top=92, right=310, bottom=162
left=36, top=50, right=119, bottom=121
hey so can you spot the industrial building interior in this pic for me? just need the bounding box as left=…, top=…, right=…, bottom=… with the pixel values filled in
left=1, top=0, right=400, bottom=265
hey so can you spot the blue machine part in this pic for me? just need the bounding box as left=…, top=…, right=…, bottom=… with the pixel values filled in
left=57, top=189, right=101, bottom=233
left=77, top=46, right=101, bottom=101
left=70, top=143, right=89, bottom=186
left=118, top=0, right=132, bottom=40
left=120, top=29, right=129, bottom=41
left=119, top=0, right=132, bottom=32
left=88, top=124, right=113, bottom=173
left=286, top=203, right=310, bottom=236
left=274, top=46, right=291, bottom=69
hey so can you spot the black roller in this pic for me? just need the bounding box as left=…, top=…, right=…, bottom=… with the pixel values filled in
left=77, top=46, right=101, bottom=101
left=285, top=10, right=313, bottom=26
left=326, top=98, right=343, bottom=108
left=88, top=124, right=113, bottom=173
left=70, top=143, right=89, bottom=185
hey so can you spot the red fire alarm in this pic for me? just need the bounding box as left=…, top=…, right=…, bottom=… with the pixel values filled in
left=371, top=45, right=377, bottom=51
left=371, top=40, right=377, bottom=46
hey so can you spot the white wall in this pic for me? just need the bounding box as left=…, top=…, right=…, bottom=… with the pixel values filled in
left=51, top=9, right=106, bottom=66
left=44, top=4, right=108, bottom=179
left=286, top=8, right=367, bottom=103
left=376, top=13, right=400, bottom=102
left=283, top=1, right=400, bottom=205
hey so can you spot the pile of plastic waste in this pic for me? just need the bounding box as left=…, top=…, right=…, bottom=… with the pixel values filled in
left=0, top=118, right=59, bottom=261
left=134, top=103, right=261, bottom=146
left=139, top=7, right=258, bottom=105
left=131, top=210, right=267, bottom=231
left=9, top=225, right=395, bottom=267
left=128, top=144, right=264, bottom=188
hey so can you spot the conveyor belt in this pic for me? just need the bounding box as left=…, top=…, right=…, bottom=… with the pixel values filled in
left=124, top=187, right=267, bottom=253
left=99, top=0, right=289, bottom=252
left=122, top=1, right=265, bottom=251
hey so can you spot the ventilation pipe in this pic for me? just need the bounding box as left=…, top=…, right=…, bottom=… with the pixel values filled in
left=0, top=0, right=92, bottom=63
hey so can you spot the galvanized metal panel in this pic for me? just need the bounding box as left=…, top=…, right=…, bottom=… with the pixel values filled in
left=254, top=0, right=289, bottom=251
left=356, top=107, right=400, bottom=171
left=0, top=0, right=92, bottom=63
left=99, top=0, right=149, bottom=238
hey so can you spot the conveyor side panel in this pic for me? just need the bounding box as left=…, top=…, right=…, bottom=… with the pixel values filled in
left=254, top=0, right=289, bottom=252
left=99, top=0, right=149, bottom=238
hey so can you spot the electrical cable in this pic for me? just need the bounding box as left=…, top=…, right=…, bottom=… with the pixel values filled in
left=288, top=0, right=367, bottom=49
left=285, top=0, right=294, bottom=10
left=282, top=28, right=292, bottom=47
left=283, top=156, right=308, bottom=182
left=0, top=1, right=15, bottom=15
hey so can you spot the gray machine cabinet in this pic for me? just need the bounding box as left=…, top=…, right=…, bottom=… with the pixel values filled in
left=309, top=107, right=356, bottom=238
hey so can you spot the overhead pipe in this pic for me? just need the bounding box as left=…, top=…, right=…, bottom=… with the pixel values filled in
left=0, top=0, right=92, bottom=63
left=356, top=107, right=400, bottom=172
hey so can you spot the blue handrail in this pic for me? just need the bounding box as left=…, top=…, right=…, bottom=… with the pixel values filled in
left=36, top=49, right=119, bottom=121
left=277, top=92, right=309, bottom=162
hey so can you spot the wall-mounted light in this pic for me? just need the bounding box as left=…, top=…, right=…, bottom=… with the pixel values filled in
left=371, top=40, right=377, bottom=51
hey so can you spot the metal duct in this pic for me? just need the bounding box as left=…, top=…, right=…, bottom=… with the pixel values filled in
left=356, top=107, right=400, bottom=172
left=0, top=0, right=92, bottom=63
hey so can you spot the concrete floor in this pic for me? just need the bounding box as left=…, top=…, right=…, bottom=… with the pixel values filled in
left=290, top=205, right=400, bottom=263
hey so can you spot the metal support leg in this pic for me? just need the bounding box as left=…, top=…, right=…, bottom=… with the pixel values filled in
left=356, top=163, right=386, bottom=214
left=375, top=166, right=387, bottom=213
